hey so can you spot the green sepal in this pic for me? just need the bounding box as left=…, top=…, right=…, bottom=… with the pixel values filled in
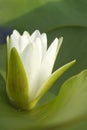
left=6, top=47, right=29, bottom=110
left=30, top=60, right=76, bottom=109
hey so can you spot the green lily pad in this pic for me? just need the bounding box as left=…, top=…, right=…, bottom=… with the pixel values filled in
left=3, top=0, right=87, bottom=32
left=41, top=69, right=87, bottom=130
left=0, top=0, right=51, bottom=25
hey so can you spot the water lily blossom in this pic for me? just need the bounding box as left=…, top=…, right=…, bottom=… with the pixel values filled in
left=6, top=30, right=75, bottom=110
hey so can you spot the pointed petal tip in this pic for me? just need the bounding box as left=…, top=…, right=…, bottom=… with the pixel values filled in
left=60, top=59, right=76, bottom=70
left=35, top=29, right=40, bottom=33
left=41, top=33, right=47, bottom=41
left=71, top=59, right=76, bottom=64
left=52, top=37, right=63, bottom=47
left=13, top=29, right=18, bottom=33
left=54, top=37, right=58, bottom=42
left=31, top=30, right=41, bottom=41
left=23, top=31, right=30, bottom=36
left=33, top=29, right=40, bottom=35
left=12, top=29, right=20, bottom=37
left=58, top=37, right=63, bottom=45
left=51, top=38, right=58, bottom=48
left=60, top=36, right=63, bottom=39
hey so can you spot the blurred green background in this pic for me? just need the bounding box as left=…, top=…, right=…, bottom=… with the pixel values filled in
left=0, top=0, right=87, bottom=129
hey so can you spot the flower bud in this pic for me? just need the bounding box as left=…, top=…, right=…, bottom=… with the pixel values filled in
left=6, top=30, right=75, bottom=110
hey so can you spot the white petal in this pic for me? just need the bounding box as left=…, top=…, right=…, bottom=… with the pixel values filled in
left=30, top=30, right=47, bottom=60
left=35, top=38, right=43, bottom=62
left=31, top=31, right=47, bottom=59
left=31, top=30, right=40, bottom=41
left=40, top=38, right=59, bottom=80
left=33, top=33, right=47, bottom=61
left=21, top=41, right=41, bottom=100
left=12, top=30, right=20, bottom=39
left=40, top=33, right=47, bottom=59
left=9, top=30, right=20, bottom=53
left=34, top=37, right=63, bottom=98
left=30, top=38, right=62, bottom=101
left=19, top=31, right=30, bottom=54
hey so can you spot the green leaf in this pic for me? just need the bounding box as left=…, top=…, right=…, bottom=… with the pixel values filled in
left=39, top=69, right=87, bottom=129
left=6, top=47, right=29, bottom=110
left=3, top=0, right=87, bottom=32
left=0, top=0, right=51, bottom=25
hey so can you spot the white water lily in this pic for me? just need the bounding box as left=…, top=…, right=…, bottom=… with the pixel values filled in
left=6, top=30, right=75, bottom=110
